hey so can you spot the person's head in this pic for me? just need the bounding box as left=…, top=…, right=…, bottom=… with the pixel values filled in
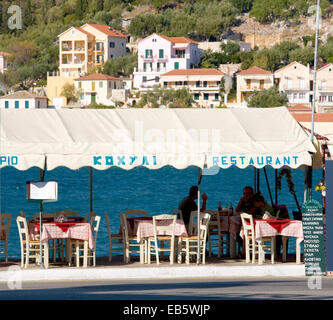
left=243, top=186, right=254, bottom=200
left=189, top=186, right=198, bottom=200
left=252, top=193, right=265, bottom=208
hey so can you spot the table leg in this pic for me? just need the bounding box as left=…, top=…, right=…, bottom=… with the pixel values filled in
left=83, top=240, right=88, bottom=268
left=296, top=238, right=302, bottom=264
left=257, top=240, right=263, bottom=265
left=282, top=236, right=288, bottom=262
left=43, top=242, right=49, bottom=269
left=230, top=234, right=236, bottom=259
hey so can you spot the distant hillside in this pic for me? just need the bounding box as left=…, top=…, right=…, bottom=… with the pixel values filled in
left=0, top=0, right=332, bottom=92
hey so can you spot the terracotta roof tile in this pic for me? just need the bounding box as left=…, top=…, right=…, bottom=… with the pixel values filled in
left=86, top=24, right=127, bottom=38
left=288, top=104, right=312, bottom=112
left=0, top=90, right=47, bottom=100
left=237, top=66, right=272, bottom=76
left=75, top=27, right=94, bottom=37
left=75, top=73, right=120, bottom=81
left=291, top=112, right=333, bottom=122
left=157, top=34, right=198, bottom=45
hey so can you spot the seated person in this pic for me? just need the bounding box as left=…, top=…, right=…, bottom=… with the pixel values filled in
left=178, top=186, right=208, bottom=231
left=248, top=193, right=275, bottom=219
left=236, top=186, right=254, bottom=213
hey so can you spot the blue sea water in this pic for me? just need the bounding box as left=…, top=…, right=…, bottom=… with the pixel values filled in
left=0, top=166, right=323, bottom=260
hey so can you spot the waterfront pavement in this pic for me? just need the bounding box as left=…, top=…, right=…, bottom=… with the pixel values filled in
left=0, top=256, right=332, bottom=300
left=0, top=277, right=332, bottom=300
left=0, top=255, right=307, bottom=282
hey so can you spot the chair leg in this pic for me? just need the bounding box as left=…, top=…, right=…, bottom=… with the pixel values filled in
left=282, top=236, right=288, bottom=262
left=245, top=238, right=250, bottom=263
left=155, top=242, right=160, bottom=265
left=148, top=240, right=151, bottom=264
left=75, top=241, right=80, bottom=267
left=109, top=239, right=112, bottom=263
left=185, top=239, right=190, bottom=265
left=68, top=241, right=72, bottom=267
left=170, top=239, right=174, bottom=265
left=25, top=247, right=29, bottom=269
left=139, top=243, right=144, bottom=264
left=271, top=237, right=275, bottom=264
left=208, top=232, right=212, bottom=257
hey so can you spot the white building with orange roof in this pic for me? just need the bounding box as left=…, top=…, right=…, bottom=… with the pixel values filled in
left=236, top=66, right=274, bottom=103
left=74, top=73, right=126, bottom=106
left=160, top=68, right=231, bottom=107
left=274, top=61, right=311, bottom=105
left=0, top=52, right=10, bottom=74
left=316, top=63, right=333, bottom=110
left=58, top=24, right=127, bottom=77
left=133, top=33, right=202, bottom=89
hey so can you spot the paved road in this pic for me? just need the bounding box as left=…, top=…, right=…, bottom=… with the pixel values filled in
left=0, top=277, right=332, bottom=300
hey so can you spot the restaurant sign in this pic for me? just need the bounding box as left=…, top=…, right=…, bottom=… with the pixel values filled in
left=302, top=200, right=326, bottom=276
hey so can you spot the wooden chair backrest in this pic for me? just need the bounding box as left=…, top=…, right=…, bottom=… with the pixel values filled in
left=33, top=213, right=55, bottom=220
left=199, top=212, right=211, bottom=240
left=55, top=210, right=78, bottom=217
left=16, top=216, right=29, bottom=245
left=124, top=210, right=147, bottom=216
left=152, top=214, right=176, bottom=241
left=240, top=212, right=255, bottom=238
left=120, top=213, right=129, bottom=242
left=0, top=214, right=11, bottom=233
left=91, top=216, right=101, bottom=248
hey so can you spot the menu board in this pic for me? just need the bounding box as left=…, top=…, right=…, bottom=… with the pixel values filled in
left=26, top=181, right=58, bottom=202
left=302, top=200, right=326, bottom=276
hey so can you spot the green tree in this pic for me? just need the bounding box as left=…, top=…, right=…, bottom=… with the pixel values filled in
left=289, top=47, right=315, bottom=66
left=61, top=83, right=78, bottom=104
left=246, top=86, right=288, bottom=108
left=96, top=0, right=104, bottom=12
left=103, top=53, right=138, bottom=77
left=229, top=0, right=254, bottom=13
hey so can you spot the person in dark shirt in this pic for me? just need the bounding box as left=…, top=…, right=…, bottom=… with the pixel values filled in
left=236, top=186, right=254, bottom=213
left=178, top=186, right=208, bottom=231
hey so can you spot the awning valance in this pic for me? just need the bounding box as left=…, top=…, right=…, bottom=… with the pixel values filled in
left=0, top=107, right=316, bottom=171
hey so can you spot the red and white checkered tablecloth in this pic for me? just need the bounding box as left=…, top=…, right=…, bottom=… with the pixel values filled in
left=135, top=219, right=188, bottom=242
left=254, top=220, right=303, bottom=241
left=38, top=223, right=94, bottom=249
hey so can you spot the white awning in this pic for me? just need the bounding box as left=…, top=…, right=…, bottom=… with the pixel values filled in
left=0, top=107, right=316, bottom=171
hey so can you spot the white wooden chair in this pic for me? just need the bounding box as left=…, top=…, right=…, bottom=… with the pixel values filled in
left=240, top=213, right=275, bottom=264
left=0, top=214, right=11, bottom=263
left=177, top=212, right=211, bottom=264
left=206, top=210, right=230, bottom=258
left=105, top=212, right=124, bottom=262
left=68, top=216, right=101, bottom=267
left=148, top=214, right=176, bottom=265
left=16, top=216, right=49, bottom=268
left=120, top=213, right=145, bottom=264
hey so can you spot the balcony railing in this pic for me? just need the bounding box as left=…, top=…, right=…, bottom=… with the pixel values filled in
left=240, top=86, right=266, bottom=91
left=136, top=68, right=166, bottom=73
left=74, top=47, right=85, bottom=52
left=283, top=84, right=310, bottom=91
left=318, top=85, right=333, bottom=91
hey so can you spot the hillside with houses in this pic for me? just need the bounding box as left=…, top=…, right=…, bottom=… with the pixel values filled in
left=1, top=0, right=333, bottom=111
